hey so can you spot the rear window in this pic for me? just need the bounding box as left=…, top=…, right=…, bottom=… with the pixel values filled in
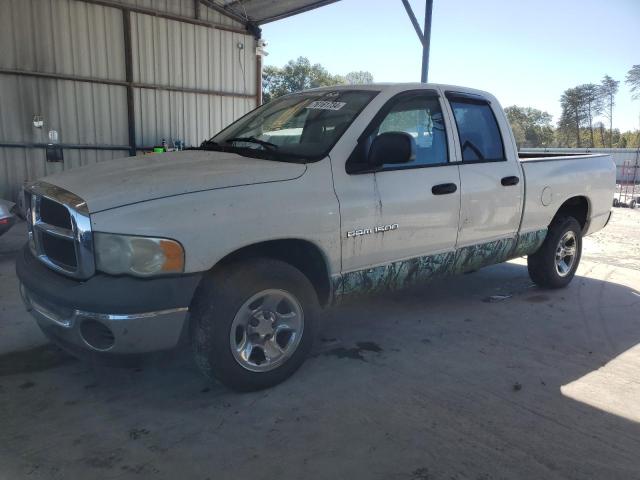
left=448, top=98, right=505, bottom=162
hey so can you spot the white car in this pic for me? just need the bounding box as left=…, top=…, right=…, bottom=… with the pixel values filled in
left=17, top=83, right=616, bottom=390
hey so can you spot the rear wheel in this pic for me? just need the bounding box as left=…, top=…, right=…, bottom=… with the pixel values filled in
left=527, top=217, right=582, bottom=289
left=613, top=198, right=619, bottom=208
left=630, top=200, right=637, bottom=209
left=190, top=258, right=318, bottom=391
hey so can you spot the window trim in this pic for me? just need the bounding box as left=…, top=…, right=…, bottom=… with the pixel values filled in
left=346, top=89, right=451, bottom=174
left=445, top=91, right=507, bottom=164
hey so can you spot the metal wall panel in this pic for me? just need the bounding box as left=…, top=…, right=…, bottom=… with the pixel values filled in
left=0, top=0, right=257, bottom=201
left=130, top=11, right=255, bottom=92
left=1, top=0, right=126, bottom=80
left=133, top=88, right=254, bottom=147
left=0, top=74, right=128, bottom=145
left=131, top=11, right=256, bottom=147
left=119, top=0, right=243, bottom=27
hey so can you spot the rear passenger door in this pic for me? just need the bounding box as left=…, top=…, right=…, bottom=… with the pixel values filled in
left=445, top=92, right=523, bottom=248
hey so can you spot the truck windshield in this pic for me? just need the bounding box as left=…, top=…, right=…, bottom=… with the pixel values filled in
left=206, top=89, right=378, bottom=162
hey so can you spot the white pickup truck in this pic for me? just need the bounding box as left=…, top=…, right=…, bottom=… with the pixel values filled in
left=17, top=84, right=615, bottom=390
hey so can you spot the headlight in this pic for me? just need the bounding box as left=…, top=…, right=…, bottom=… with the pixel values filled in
left=94, top=233, right=184, bottom=277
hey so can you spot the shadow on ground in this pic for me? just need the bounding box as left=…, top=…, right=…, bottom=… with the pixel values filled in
left=1, top=258, right=639, bottom=479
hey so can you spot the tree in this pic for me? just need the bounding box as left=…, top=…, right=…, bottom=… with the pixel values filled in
left=504, top=106, right=554, bottom=148
left=578, top=84, right=603, bottom=147
left=261, top=65, right=285, bottom=103
left=559, top=87, right=587, bottom=147
left=594, top=121, right=606, bottom=147
left=262, top=57, right=343, bottom=102
left=626, top=65, right=640, bottom=100
left=599, top=75, right=619, bottom=147
left=261, top=57, right=374, bottom=102
left=344, top=71, right=374, bottom=85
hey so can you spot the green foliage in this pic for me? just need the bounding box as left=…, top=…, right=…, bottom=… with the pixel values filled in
left=261, top=57, right=373, bottom=102
left=627, top=65, right=640, bottom=100
left=579, top=83, right=604, bottom=147
left=600, top=75, right=620, bottom=147
left=504, top=106, right=554, bottom=148
left=262, top=58, right=639, bottom=148
left=344, top=71, right=374, bottom=85
left=262, top=57, right=342, bottom=102
left=559, top=87, right=587, bottom=147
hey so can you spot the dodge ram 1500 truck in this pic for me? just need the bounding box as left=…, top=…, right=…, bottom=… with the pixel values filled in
left=17, top=84, right=615, bottom=391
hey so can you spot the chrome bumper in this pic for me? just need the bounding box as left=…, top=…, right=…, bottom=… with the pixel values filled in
left=20, top=283, right=189, bottom=354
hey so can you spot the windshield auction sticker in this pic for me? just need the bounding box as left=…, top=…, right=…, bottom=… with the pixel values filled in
left=306, top=101, right=346, bottom=111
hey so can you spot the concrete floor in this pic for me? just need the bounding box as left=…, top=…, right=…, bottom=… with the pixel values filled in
left=1, top=210, right=639, bottom=480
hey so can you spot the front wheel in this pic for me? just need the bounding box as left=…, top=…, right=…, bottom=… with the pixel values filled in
left=190, top=258, right=318, bottom=391
left=527, top=217, right=582, bottom=289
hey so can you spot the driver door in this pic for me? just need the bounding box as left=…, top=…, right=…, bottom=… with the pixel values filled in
left=332, top=90, right=461, bottom=276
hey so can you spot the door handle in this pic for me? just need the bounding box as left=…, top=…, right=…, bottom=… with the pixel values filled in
left=431, top=183, right=458, bottom=195
left=501, top=176, right=520, bottom=186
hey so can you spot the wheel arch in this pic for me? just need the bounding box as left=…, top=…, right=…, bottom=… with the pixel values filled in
left=208, top=238, right=333, bottom=307
left=551, top=195, right=590, bottom=231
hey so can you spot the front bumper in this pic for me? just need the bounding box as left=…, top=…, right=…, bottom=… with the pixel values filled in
left=16, top=245, right=202, bottom=355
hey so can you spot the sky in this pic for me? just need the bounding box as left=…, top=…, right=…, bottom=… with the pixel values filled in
left=262, top=0, right=640, bottom=131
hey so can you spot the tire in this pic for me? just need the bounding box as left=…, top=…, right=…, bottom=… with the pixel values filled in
left=527, top=217, right=582, bottom=289
left=613, top=198, right=619, bottom=208
left=190, top=258, right=318, bottom=391
left=631, top=200, right=637, bottom=209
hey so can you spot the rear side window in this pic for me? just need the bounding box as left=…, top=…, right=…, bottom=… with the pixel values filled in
left=448, top=97, right=505, bottom=162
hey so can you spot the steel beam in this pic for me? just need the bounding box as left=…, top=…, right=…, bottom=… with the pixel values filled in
left=0, top=142, right=130, bottom=151
left=200, top=0, right=249, bottom=25
left=401, top=0, right=434, bottom=83
left=251, top=0, right=341, bottom=24
left=122, top=9, right=137, bottom=157
left=400, top=0, right=425, bottom=45
left=421, top=0, right=433, bottom=83
left=0, top=69, right=256, bottom=99
left=77, top=0, right=249, bottom=34
left=256, top=53, right=263, bottom=106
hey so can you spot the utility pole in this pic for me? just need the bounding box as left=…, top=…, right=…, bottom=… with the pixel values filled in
left=401, top=0, right=434, bottom=83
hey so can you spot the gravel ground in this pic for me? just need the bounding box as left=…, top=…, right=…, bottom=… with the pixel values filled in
left=0, top=210, right=639, bottom=480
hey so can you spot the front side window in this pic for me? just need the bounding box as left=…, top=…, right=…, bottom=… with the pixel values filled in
left=209, top=90, right=378, bottom=162
left=448, top=97, right=505, bottom=162
left=373, top=95, right=449, bottom=168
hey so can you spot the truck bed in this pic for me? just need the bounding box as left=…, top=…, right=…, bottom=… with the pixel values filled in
left=518, top=152, right=603, bottom=162
left=517, top=153, right=615, bottom=236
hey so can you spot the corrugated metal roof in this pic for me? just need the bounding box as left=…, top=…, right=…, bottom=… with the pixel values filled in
left=212, top=0, right=341, bottom=25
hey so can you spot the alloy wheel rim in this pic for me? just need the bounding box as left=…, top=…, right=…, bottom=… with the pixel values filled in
left=229, top=289, right=304, bottom=372
left=555, top=231, right=577, bottom=277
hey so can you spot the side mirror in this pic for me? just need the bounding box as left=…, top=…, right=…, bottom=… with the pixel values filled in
left=368, top=132, right=416, bottom=168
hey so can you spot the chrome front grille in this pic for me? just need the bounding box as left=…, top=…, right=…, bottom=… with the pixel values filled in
left=25, top=182, right=95, bottom=279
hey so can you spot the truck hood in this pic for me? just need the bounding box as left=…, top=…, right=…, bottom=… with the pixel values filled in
left=41, top=151, right=307, bottom=213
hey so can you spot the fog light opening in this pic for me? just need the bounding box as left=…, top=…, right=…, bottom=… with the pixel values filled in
left=80, top=319, right=115, bottom=351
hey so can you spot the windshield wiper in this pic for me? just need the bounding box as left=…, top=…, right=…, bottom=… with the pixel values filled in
left=196, top=139, right=222, bottom=150
left=224, top=137, right=279, bottom=151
